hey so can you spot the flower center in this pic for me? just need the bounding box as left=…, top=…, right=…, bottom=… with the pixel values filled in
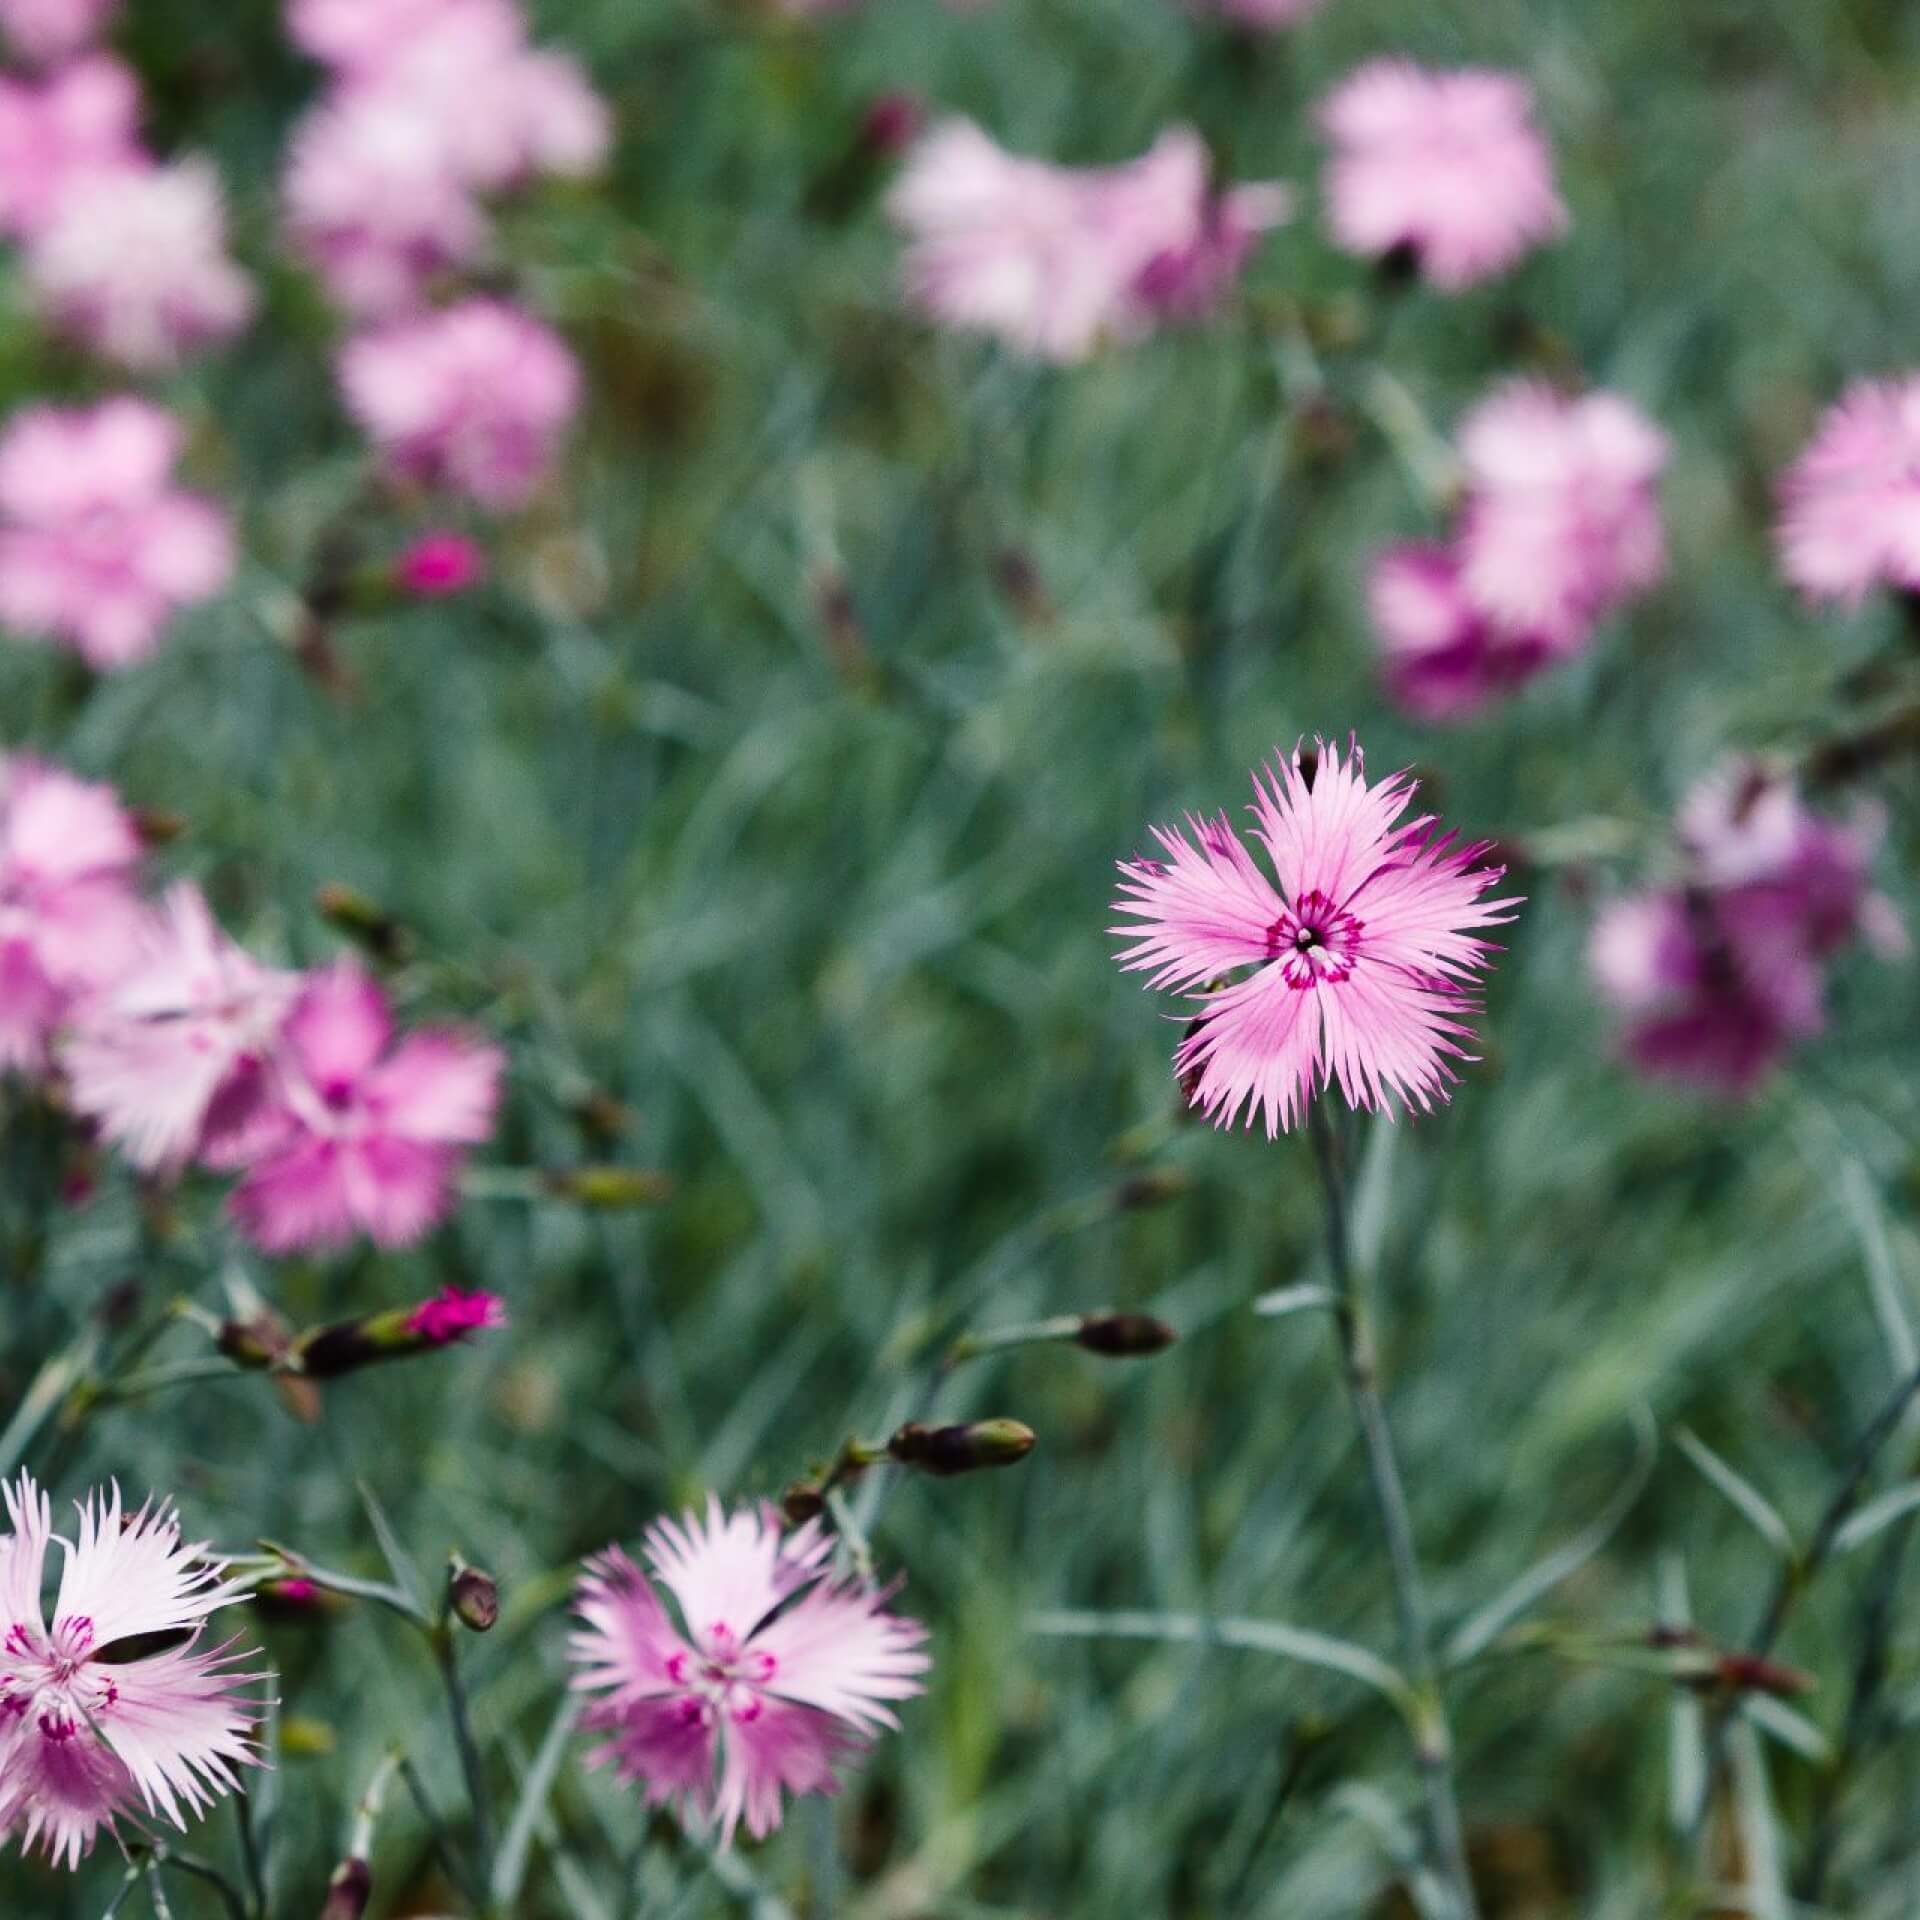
left=0, top=1616, right=116, bottom=1737
left=663, top=1621, right=780, bottom=1724
left=1264, top=889, right=1363, bottom=988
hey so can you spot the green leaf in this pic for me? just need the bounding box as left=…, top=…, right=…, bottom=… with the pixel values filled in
left=1676, top=1429, right=1793, bottom=1559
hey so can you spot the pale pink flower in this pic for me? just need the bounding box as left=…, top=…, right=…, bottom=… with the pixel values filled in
left=1368, top=541, right=1552, bottom=722
left=0, top=1473, right=263, bottom=1869
left=23, top=158, right=255, bottom=370
left=287, top=0, right=478, bottom=70
left=395, top=529, right=485, bottom=597
left=62, top=885, right=299, bottom=1174
left=1192, top=0, right=1326, bottom=24
left=1455, top=381, right=1669, bottom=648
left=0, top=0, right=117, bottom=65
left=1112, top=739, right=1519, bottom=1134
left=339, top=299, right=580, bottom=510
left=0, top=757, right=143, bottom=1074
left=1775, top=376, right=1920, bottom=606
left=888, top=120, right=1290, bottom=362
left=0, top=56, right=144, bottom=241
left=228, top=959, right=503, bottom=1253
left=1318, top=60, right=1565, bottom=290
left=0, top=397, right=234, bottom=671
left=570, top=1499, right=928, bottom=1846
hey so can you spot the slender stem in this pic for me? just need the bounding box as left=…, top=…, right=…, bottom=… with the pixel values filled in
left=233, top=1787, right=269, bottom=1920
left=434, top=1624, right=497, bottom=1895
left=398, top=1752, right=482, bottom=1909
left=154, top=1849, right=247, bottom=1920
left=1308, top=1103, right=1478, bottom=1920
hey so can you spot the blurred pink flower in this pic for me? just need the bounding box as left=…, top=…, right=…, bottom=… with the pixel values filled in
left=1368, top=541, right=1552, bottom=722
left=0, top=1473, right=263, bottom=1870
left=395, top=529, right=485, bottom=597
left=1775, top=376, right=1920, bottom=606
left=0, top=397, right=234, bottom=670
left=570, top=1499, right=928, bottom=1846
left=286, top=0, right=480, bottom=69
left=62, top=884, right=299, bottom=1175
left=1193, top=0, right=1327, bottom=24
left=228, top=959, right=503, bottom=1253
left=0, top=0, right=117, bottom=65
left=1592, top=763, right=1904, bottom=1095
left=1112, top=738, right=1519, bottom=1135
left=1318, top=60, right=1565, bottom=290
left=339, top=299, right=581, bottom=510
left=888, top=120, right=1290, bottom=362
left=407, top=1286, right=508, bottom=1343
left=0, top=757, right=142, bottom=1074
left=0, top=56, right=144, bottom=241
left=23, top=158, right=254, bottom=370
left=1454, top=382, right=1669, bottom=647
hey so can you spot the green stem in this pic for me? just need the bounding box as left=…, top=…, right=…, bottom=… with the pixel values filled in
left=434, top=1623, right=497, bottom=1897
left=1308, top=1104, right=1478, bottom=1920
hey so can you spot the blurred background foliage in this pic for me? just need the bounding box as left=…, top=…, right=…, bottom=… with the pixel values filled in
left=6, top=0, right=1920, bottom=1913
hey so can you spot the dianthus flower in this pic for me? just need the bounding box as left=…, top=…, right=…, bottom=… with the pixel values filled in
left=0, top=0, right=117, bottom=65
left=1113, top=739, right=1518, bottom=1134
left=1367, top=541, right=1553, bottom=722
left=570, top=1500, right=927, bottom=1846
left=0, top=55, right=143, bottom=242
left=1775, top=376, right=1920, bottom=607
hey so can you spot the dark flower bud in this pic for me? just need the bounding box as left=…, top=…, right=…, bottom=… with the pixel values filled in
left=295, top=1289, right=507, bottom=1380
left=540, top=1165, right=675, bottom=1209
left=780, top=1481, right=827, bottom=1528
left=1712, top=1652, right=1813, bottom=1698
left=1075, top=1313, right=1177, bottom=1357
left=887, top=1419, right=1036, bottom=1477
left=218, top=1314, right=292, bottom=1371
left=1113, top=1169, right=1189, bottom=1211
left=314, top=882, right=413, bottom=965
left=448, top=1559, right=499, bottom=1634
left=132, top=807, right=188, bottom=848
left=319, top=1857, right=372, bottom=1920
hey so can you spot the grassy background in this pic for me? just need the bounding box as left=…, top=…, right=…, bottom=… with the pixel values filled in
left=5, top=0, right=1920, bottom=1912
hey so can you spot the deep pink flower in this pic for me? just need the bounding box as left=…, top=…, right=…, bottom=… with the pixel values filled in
left=0, top=1473, right=263, bottom=1870
left=0, top=757, right=143, bottom=1075
left=395, top=529, right=484, bottom=598
left=888, top=120, right=1290, bottom=363
left=0, top=56, right=144, bottom=242
left=0, top=397, right=234, bottom=671
left=0, top=0, right=117, bottom=64
left=1368, top=541, right=1553, bottom=722
left=1318, top=60, right=1565, bottom=291
left=1775, top=376, right=1920, bottom=607
left=227, top=959, right=503, bottom=1253
left=62, top=885, right=299, bottom=1174
left=1455, top=381, right=1669, bottom=647
left=339, top=299, right=581, bottom=511
left=406, top=1286, right=508, bottom=1343
left=570, top=1499, right=928, bottom=1846
left=23, top=158, right=254, bottom=370
left=1112, top=739, right=1519, bottom=1134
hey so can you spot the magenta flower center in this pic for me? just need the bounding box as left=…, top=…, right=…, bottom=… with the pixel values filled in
left=1264, top=889, right=1363, bottom=988
left=662, top=1620, right=780, bottom=1725
left=0, top=1614, right=117, bottom=1743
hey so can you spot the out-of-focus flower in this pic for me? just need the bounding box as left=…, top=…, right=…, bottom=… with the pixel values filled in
left=0, top=757, right=142, bottom=1074
left=1775, top=376, right=1920, bottom=607
left=0, top=397, right=234, bottom=671
left=23, top=158, right=254, bottom=370
left=339, top=299, right=581, bottom=510
left=227, top=959, right=503, bottom=1253
left=1591, top=762, right=1904, bottom=1095
left=0, top=56, right=143, bottom=241
left=0, top=0, right=117, bottom=65
left=286, top=0, right=478, bottom=70
left=62, top=885, right=299, bottom=1174
left=888, top=120, right=1290, bottom=362
left=395, top=529, right=484, bottom=597
left=1112, top=738, right=1519, bottom=1134
left=570, top=1499, right=927, bottom=1846
left=287, top=1286, right=508, bottom=1377
left=1368, top=541, right=1552, bottom=722
left=1455, top=381, right=1669, bottom=647
left=1317, top=60, right=1565, bottom=290
left=1191, top=0, right=1327, bottom=24
left=0, top=1473, right=264, bottom=1869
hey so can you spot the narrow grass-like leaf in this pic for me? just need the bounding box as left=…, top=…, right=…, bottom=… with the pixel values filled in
left=1252, top=1284, right=1338, bottom=1319
left=1834, top=1480, right=1920, bottom=1556
left=1839, top=1159, right=1918, bottom=1380
left=358, top=1480, right=427, bottom=1611
left=1676, top=1429, right=1793, bottom=1558
left=492, top=1696, right=582, bottom=1909
left=1744, top=1694, right=1830, bottom=1763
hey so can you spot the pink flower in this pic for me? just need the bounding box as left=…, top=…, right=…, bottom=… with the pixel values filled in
left=1112, top=739, right=1519, bottom=1135
left=888, top=120, right=1290, bottom=362
left=1368, top=541, right=1552, bottom=722
left=0, top=1473, right=264, bottom=1869
left=395, top=529, right=485, bottom=597
left=0, top=56, right=144, bottom=241
left=62, top=885, right=299, bottom=1174
left=1774, top=376, right=1920, bottom=606
left=227, top=959, right=503, bottom=1253
left=1317, top=60, right=1566, bottom=290
left=570, top=1499, right=928, bottom=1846
left=0, top=757, right=143, bottom=1074
left=1455, top=381, right=1669, bottom=647
left=1192, top=0, right=1326, bottom=24
left=338, top=299, right=581, bottom=511
left=0, top=0, right=117, bottom=65
left=23, top=158, right=255, bottom=370
left=406, top=1286, right=508, bottom=1343
left=287, top=0, right=479, bottom=70
left=0, top=397, right=234, bottom=671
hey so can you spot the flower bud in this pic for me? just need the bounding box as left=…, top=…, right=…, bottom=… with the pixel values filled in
left=314, top=882, right=413, bottom=965
left=540, top=1165, right=675, bottom=1209
left=1075, top=1312, right=1177, bottom=1357
left=217, top=1315, right=289, bottom=1371
left=319, top=1857, right=371, bottom=1920
left=1711, top=1652, right=1813, bottom=1698
left=448, top=1559, right=499, bottom=1633
left=294, top=1288, right=507, bottom=1380
left=394, top=531, right=485, bottom=600
left=780, top=1481, right=827, bottom=1528
left=1113, top=1169, right=1189, bottom=1211
left=887, top=1419, right=1036, bottom=1477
